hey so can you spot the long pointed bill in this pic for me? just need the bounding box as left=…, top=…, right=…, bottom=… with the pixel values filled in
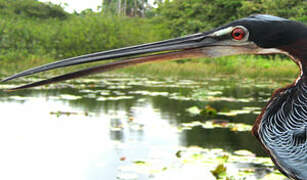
left=2, top=32, right=214, bottom=91
left=6, top=49, right=204, bottom=91
left=2, top=28, right=256, bottom=91
left=2, top=33, right=207, bottom=82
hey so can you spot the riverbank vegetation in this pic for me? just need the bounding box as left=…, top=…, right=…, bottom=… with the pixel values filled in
left=115, top=56, right=298, bottom=81
left=0, top=0, right=305, bottom=80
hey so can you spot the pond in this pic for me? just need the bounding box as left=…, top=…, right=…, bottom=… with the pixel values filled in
left=0, top=75, right=290, bottom=180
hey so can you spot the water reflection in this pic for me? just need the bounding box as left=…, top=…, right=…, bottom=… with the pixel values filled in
left=0, top=75, right=290, bottom=179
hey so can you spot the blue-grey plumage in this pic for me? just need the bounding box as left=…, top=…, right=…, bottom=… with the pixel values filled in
left=258, top=77, right=307, bottom=180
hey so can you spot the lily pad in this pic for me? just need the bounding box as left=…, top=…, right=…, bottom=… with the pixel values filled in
left=186, top=106, right=201, bottom=115
left=218, top=107, right=261, bottom=116
left=59, top=94, right=82, bottom=100
left=179, top=120, right=253, bottom=132
left=96, top=96, right=134, bottom=101
left=129, top=91, right=169, bottom=96
left=49, top=111, right=90, bottom=117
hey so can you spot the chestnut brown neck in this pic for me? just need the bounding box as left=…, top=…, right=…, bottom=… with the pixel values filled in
left=279, top=39, right=307, bottom=74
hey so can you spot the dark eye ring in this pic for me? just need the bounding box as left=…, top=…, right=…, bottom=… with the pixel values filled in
left=232, top=28, right=245, bottom=40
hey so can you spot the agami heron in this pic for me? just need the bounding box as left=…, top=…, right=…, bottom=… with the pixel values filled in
left=2, top=14, right=307, bottom=179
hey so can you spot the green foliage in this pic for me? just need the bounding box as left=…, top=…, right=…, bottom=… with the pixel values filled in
left=154, top=0, right=307, bottom=37
left=50, top=15, right=166, bottom=58
left=153, top=0, right=244, bottom=36
left=239, top=0, right=307, bottom=21
left=0, top=1, right=169, bottom=72
left=0, top=0, right=68, bottom=19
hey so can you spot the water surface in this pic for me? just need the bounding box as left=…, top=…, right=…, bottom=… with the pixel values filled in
left=0, top=75, right=290, bottom=180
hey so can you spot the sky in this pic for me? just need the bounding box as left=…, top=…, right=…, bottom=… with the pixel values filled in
left=39, top=0, right=155, bottom=13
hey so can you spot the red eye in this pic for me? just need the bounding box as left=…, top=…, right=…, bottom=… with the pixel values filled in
left=232, top=28, right=245, bottom=40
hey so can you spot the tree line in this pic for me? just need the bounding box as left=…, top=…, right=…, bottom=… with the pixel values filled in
left=100, top=0, right=306, bottom=36
left=101, top=0, right=151, bottom=17
left=154, top=0, right=307, bottom=36
left=0, top=0, right=305, bottom=66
